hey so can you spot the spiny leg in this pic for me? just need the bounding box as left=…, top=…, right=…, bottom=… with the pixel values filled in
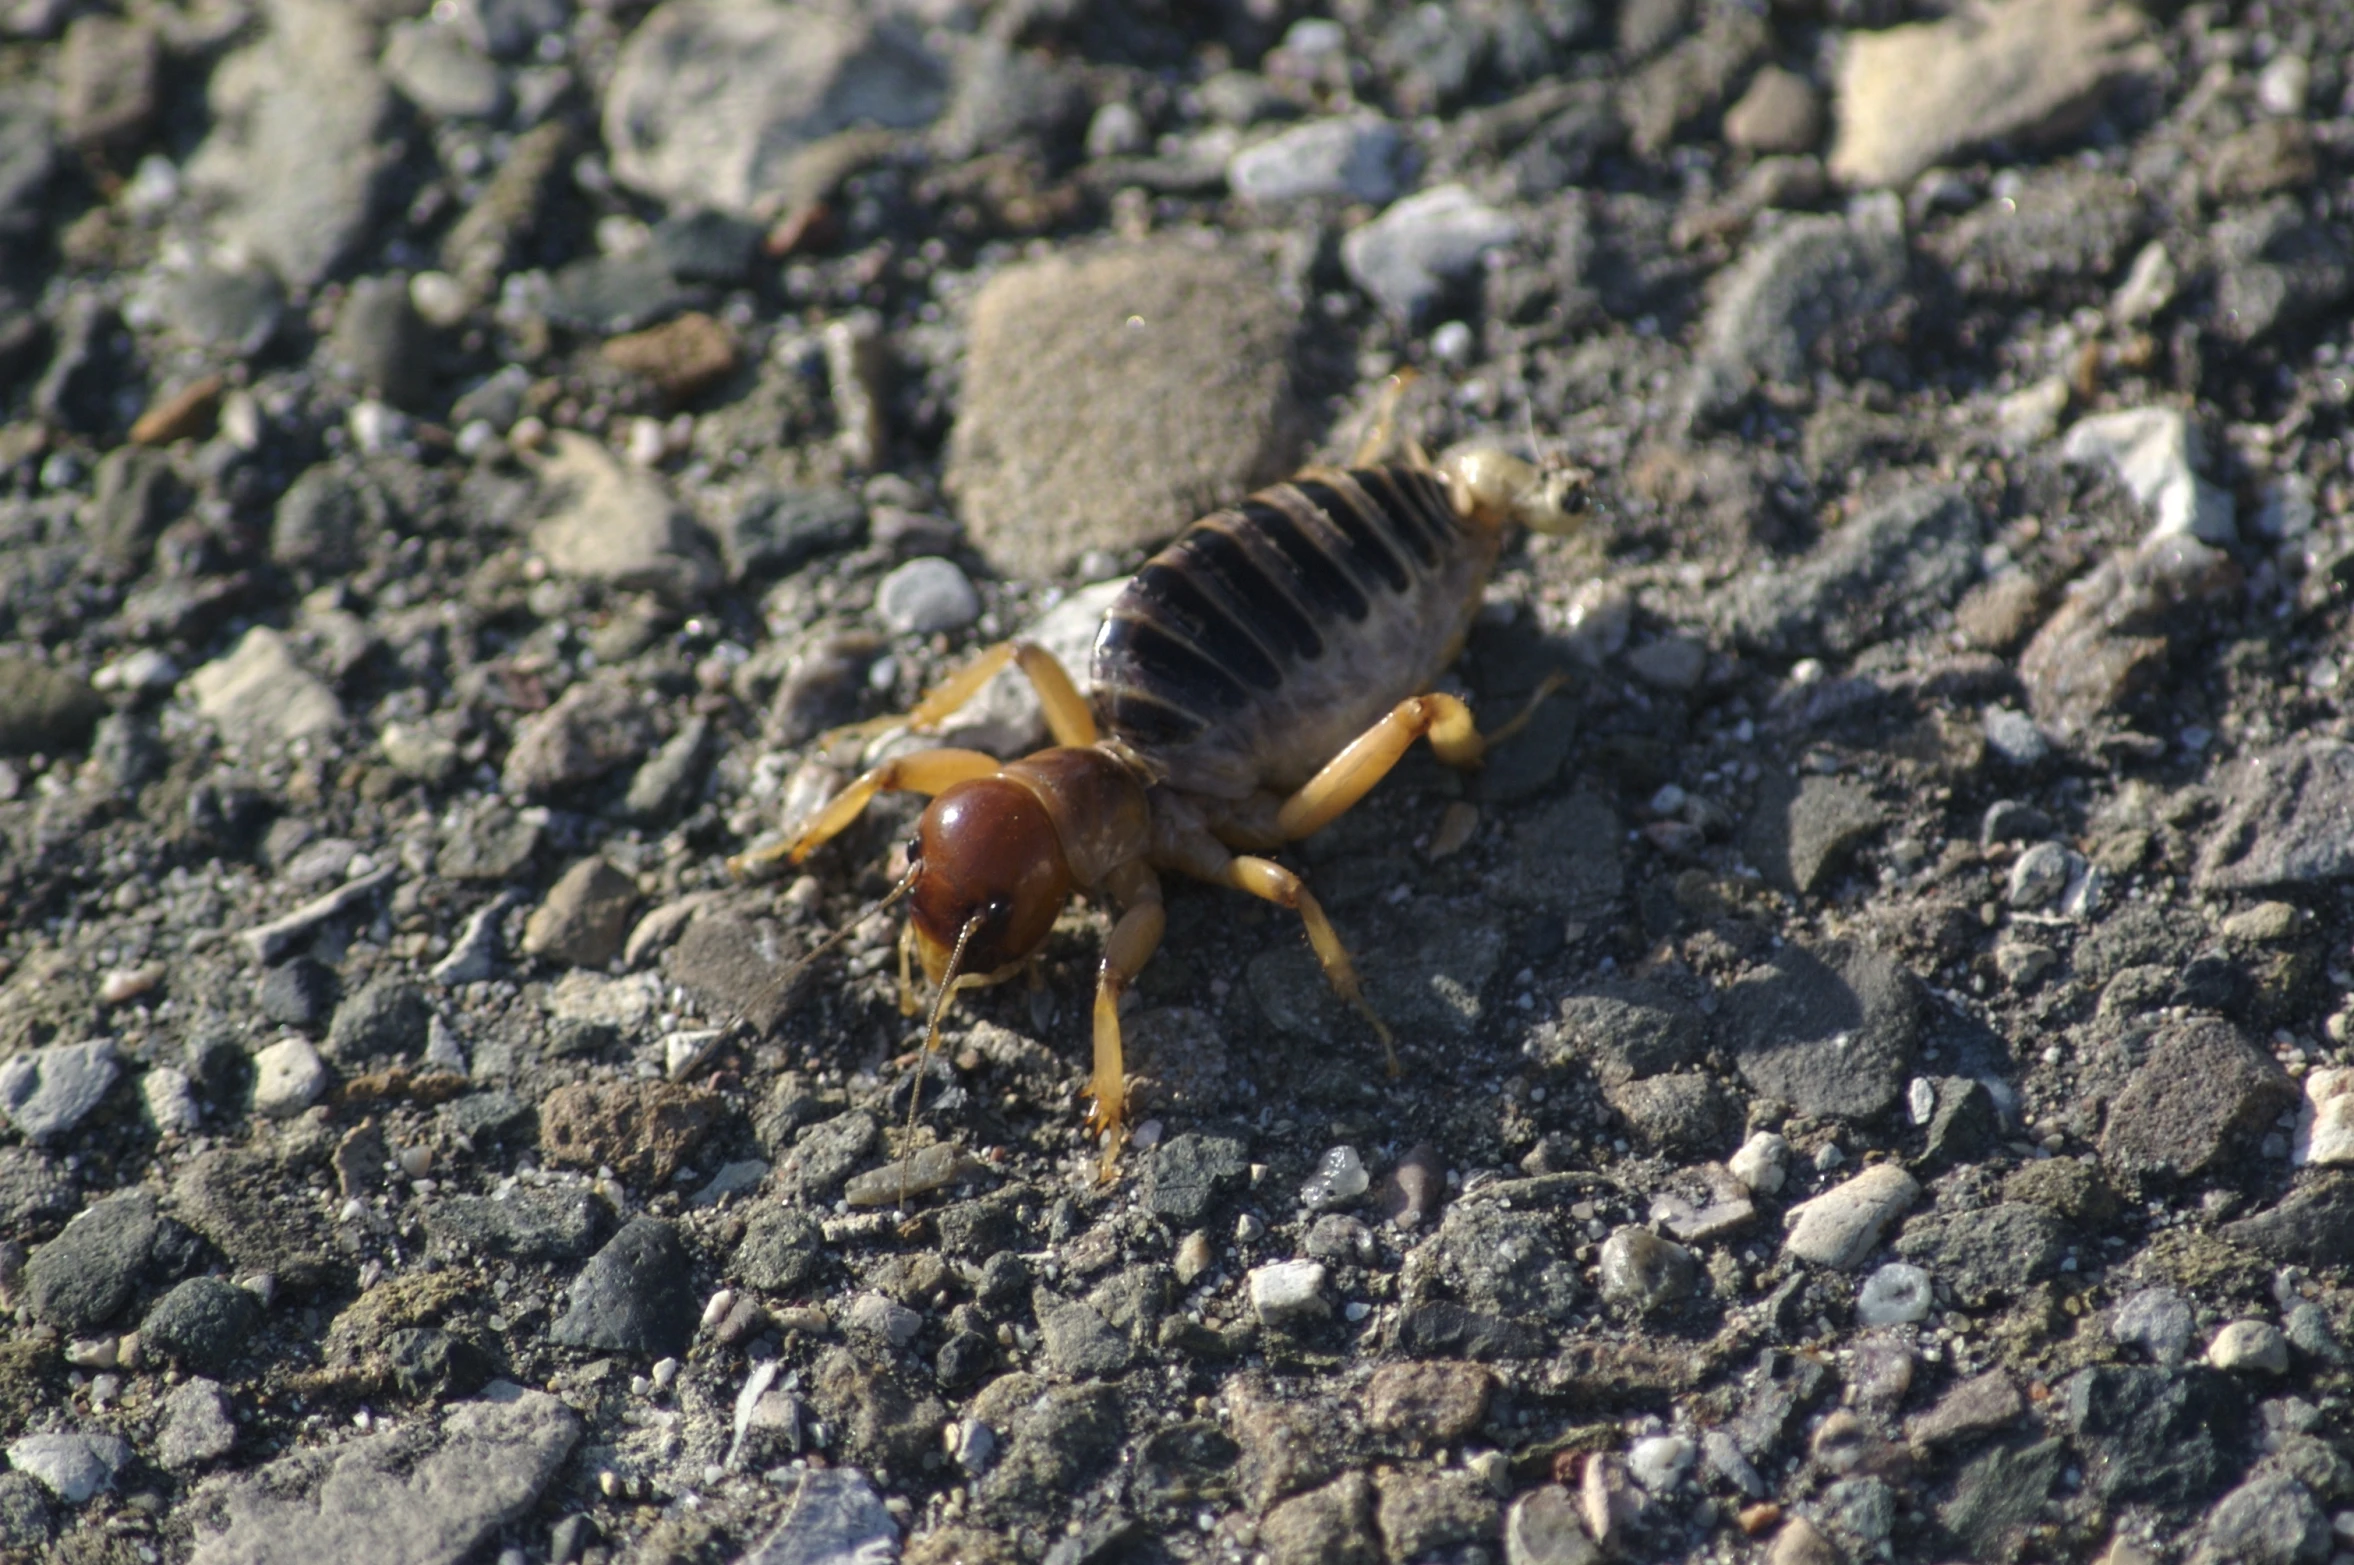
left=1085, top=859, right=1166, bottom=1155
left=1222, top=853, right=1396, bottom=1073
left=728, top=747, right=999, bottom=878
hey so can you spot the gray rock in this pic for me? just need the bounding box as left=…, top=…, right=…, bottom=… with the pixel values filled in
left=0, top=1040, right=118, bottom=1141
left=2210, top=198, right=2353, bottom=347
left=1936, top=168, right=2147, bottom=298
left=159, top=1377, right=239, bottom=1470
left=1684, top=207, right=1908, bottom=424
left=84, top=445, right=179, bottom=578
left=774, top=1111, right=876, bottom=1202
left=945, top=242, right=1303, bottom=580
left=185, top=1386, right=579, bottom=1565
left=1530, top=986, right=1706, bottom=1087
left=602, top=0, right=944, bottom=218
left=153, top=265, right=284, bottom=354
left=1342, top=183, right=1519, bottom=321
left=1228, top=115, right=1402, bottom=204
left=172, top=1147, right=341, bottom=1291
left=188, top=627, right=344, bottom=748
left=186, top=0, right=397, bottom=286
left=548, top=1217, right=697, bottom=1356
left=325, top=275, right=435, bottom=410
left=2017, top=533, right=2236, bottom=742
left=439, top=804, right=544, bottom=882
left=1717, top=485, right=1980, bottom=657
left=2198, top=1473, right=2330, bottom=1565
left=1403, top=1200, right=1580, bottom=1321
left=875, top=556, right=980, bottom=635
left=1938, top=1438, right=2065, bottom=1561
left=1143, top=1132, right=1249, bottom=1224
left=1741, top=772, right=1884, bottom=896
left=272, top=465, right=382, bottom=575
left=810, top=1346, right=950, bottom=1473
left=1893, top=1202, right=2065, bottom=1307
left=542, top=251, right=693, bottom=335
left=624, top=715, right=708, bottom=820
left=1983, top=706, right=2051, bottom=767
left=0, top=88, right=54, bottom=245
left=733, top=1208, right=824, bottom=1290
left=1041, top=1300, right=1132, bottom=1379
left=1724, top=940, right=1919, bottom=1121
left=1828, top=0, right=2153, bottom=188
left=424, top=1188, right=600, bottom=1261
left=736, top=1466, right=897, bottom=1565
left=0, top=1145, right=75, bottom=1229
left=2196, top=741, right=2354, bottom=893
left=1855, top=1262, right=1932, bottom=1327
left=382, top=19, right=505, bottom=120
left=5, top=1431, right=127, bottom=1505
left=141, top=1276, right=264, bottom=1375
left=931, top=35, right=1083, bottom=161
left=2063, top=1364, right=2234, bottom=1505
left=326, top=978, right=432, bottom=1062
left=502, top=677, right=659, bottom=797
left=0, top=658, right=102, bottom=755
left=1603, top=1073, right=1740, bottom=1156
left=1595, top=1228, right=1696, bottom=1313
left=2099, top=1016, right=2297, bottom=1185
left=257, top=957, right=339, bottom=1029
left=528, top=433, right=720, bottom=600
left=1504, top=1484, right=1599, bottom=1565
left=520, top=859, right=639, bottom=968
left=718, top=486, right=864, bottom=582
left=24, top=1189, right=161, bottom=1331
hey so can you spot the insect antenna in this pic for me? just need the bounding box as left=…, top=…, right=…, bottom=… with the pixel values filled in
left=898, top=909, right=986, bottom=1208
left=773, top=862, right=919, bottom=997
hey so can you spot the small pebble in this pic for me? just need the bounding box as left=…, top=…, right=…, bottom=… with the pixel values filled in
left=1627, top=1433, right=1696, bottom=1493
left=2207, top=1319, right=2290, bottom=1375
left=1855, top=1262, right=1933, bottom=1326
left=1299, top=1145, right=1370, bottom=1210
left=1728, top=1132, right=1789, bottom=1194
left=1247, top=1260, right=1328, bottom=1326
left=250, top=1037, right=326, bottom=1117
left=875, top=557, right=980, bottom=635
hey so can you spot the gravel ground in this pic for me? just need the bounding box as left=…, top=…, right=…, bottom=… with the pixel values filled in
left=4, top=0, right=2354, bottom=1562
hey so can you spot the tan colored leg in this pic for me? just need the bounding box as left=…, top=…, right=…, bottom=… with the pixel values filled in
left=1271, top=693, right=1486, bottom=841
left=727, top=747, right=1000, bottom=877
left=1012, top=643, right=1097, bottom=747
left=1085, top=860, right=1165, bottom=1147
left=1223, top=854, right=1396, bottom=1071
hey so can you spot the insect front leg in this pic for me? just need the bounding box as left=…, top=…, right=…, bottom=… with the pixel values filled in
left=727, top=748, right=1000, bottom=877
left=1086, top=858, right=1165, bottom=1150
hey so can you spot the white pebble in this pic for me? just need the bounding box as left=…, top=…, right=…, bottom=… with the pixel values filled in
left=1429, top=320, right=1475, bottom=363
left=1299, top=1145, right=1369, bottom=1210
left=1727, top=1131, right=1788, bottom=1194
left=651, top=1357, right=681, bottom=1391
left=1855, top=1262, right=1934, bottom=1326
left=876, top=557, right=981, bottom=635
left=1235, top=1213, right=1265, bottom=1243
left=701, top=1289, right=736, bottom=1330
left=396, top=1146, right=433, bottom=1179
left=251, top=1038, right=326, bottom=1117
left=1247, top=1260, right=1329, bottom=1326
left=2207, top=1319, right=2290, bottom=1375
left=2294, top=1068, right=2354, bottom=1168
left=140, top=1067, right=201, bottom=1135
left=1626, top=1433, right=1695, bottom=1493
left=1782, top=1164, right=1920, bottom=1270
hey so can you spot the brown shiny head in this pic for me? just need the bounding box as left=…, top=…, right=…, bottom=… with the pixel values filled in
left=908, top=777, right=1074, bottom=984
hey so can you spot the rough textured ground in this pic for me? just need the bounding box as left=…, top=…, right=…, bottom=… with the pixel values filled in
left=3, top=1, right=2354, bottom=1563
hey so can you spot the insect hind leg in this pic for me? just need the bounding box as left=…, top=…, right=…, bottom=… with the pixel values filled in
left=1219, top=853, right=1396, bottom=1074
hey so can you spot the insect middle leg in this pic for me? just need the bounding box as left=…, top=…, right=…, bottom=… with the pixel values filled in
left=1221, top=853, right=1397, bottom=1070
left=1270, top=688, right=1549, bottom=842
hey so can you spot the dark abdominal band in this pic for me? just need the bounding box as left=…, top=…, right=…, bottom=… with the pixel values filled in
left=1091, top=464, right=1464, bottom=749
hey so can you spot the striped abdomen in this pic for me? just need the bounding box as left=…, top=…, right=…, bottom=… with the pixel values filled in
left=1089, top=464, right=1502, bottom=799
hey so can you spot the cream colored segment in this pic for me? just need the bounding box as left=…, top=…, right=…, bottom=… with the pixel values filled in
left=1270, top=693, right=1483, bottom=841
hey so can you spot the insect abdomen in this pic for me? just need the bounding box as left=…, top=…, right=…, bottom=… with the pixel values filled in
left=1090, top=464, right=1498, bottom=797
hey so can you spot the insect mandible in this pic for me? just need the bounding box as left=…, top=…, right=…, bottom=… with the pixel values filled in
left=733, top=386, right=1589, bottom=1159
